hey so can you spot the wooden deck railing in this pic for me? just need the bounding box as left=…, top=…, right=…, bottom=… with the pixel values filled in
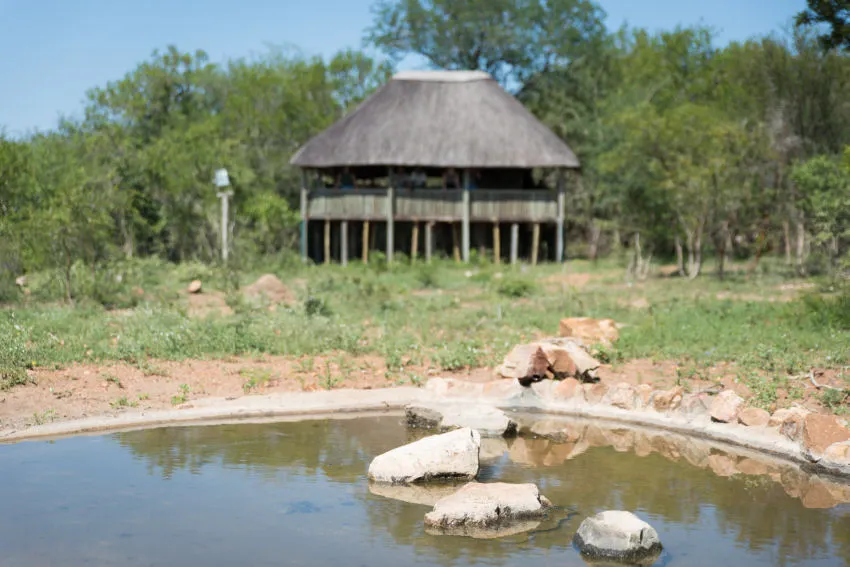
left=306, top=188, right=560, bottom=222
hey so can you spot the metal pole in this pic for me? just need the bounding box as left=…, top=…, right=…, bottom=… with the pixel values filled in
left=462, top=169, right=470, bottom=263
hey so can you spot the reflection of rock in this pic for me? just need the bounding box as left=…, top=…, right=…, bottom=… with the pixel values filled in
left=602, top=429, right=635, bottom=453
left=707, top=454, right=738, bottom=477
left=679, top=439, right=711, bottom=468
left=405, top=404, right=517, bottom=438
left=368, top=427, right=481, bottom=484
left=802, top=414, right=850, bottom=461
left=368, top=482, right=461, bottom=506
left=425, top=520, right=543, bottom=539
left=424, top=482, right=552, bottom=538
left=736, top=458, right=770, bottom=476
left=574, top=511, right=662, bottom=564
left=633, top=432, right=653, bottom=457
left=530, top=419, right=584, bottom=443
left=479, top=437, right=509, bottom=461
left=709, top=390, right=744, bottom=423
left=800, top=480, right=838, bottom=509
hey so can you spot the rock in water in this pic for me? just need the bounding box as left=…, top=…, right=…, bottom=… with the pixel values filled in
left=367, top=427, right=480, bottom=484
left=424, top=482, right=552, bottom=538
left=405, top=404, right=517, bottom=437
left=573, top=510, right=662, bottom=563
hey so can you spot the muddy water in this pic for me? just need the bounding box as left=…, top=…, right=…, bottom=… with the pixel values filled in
left=1, top=414, right=848, bottom=567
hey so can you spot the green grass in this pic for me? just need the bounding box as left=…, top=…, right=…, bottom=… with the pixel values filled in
left=2, top=255, right=849, bottom=412
left=241, top=368, right=274, bottom=393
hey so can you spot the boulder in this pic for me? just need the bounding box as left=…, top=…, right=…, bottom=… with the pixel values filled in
left=367, top=427, right=481, bottom=484
left=424, top=482, right=552, bottom=538
left=573, top=510, right=662, bottom=563
left=738, top=407, right=771, bottom=427
left=802, top=413, right=850, bottom=461
left=404, top=404, right=517, bottom=438
left=495, top=344, right=550, bottom=385
left=496, top=338, right=601, bottom=385
left=709, top=390, right=745, bottom=423
left=187, top=280, right=203, bottom=294
left=559, top=317, right=620, bottom=345
left=652, top=387, right=684, bottom=412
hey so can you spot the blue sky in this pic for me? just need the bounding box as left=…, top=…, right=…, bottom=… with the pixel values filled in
left=0, top=0, right=805, bottom=136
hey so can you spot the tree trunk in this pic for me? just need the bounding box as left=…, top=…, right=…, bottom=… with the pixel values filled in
left=782, top=220, right=792, bottom=266
left=675, top=235, right=685, bottom=277
left=716, top=220, right=730, bottom=281
left=795, top=220, right=807, bottom=277
left=683, top=222, right=704, bottom=281
left=588, top=220, right=601, bottom=263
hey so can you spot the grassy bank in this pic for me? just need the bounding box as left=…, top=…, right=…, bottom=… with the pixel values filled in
left=2, top=256, right=849, bottom=412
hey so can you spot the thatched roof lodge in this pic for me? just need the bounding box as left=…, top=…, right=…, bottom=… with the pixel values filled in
left=290, top=70, right=581, bottom=265
left=291, top=70, right=580, bottom=171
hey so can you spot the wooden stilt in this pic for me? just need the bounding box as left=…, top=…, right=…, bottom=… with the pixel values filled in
left=300, top=172, right=309, bottom=263
left=452, top=223, right=461, bottom=263
left=411, top=221, right=419, bottom=262
left=510, top=223, right=519, bottom=265
left=323, top=220, right=331, bottom=264
left=493, top=221, right=501, bottom=265
left=386, top=181, right=395, bottom=263
left=362, top=221, right=370, bottom=264
left=425, top=222, right=433, bottom=264
left=531, top=223, right=540, bottom=266
left=340, top=220, right=348, bottom=266
left=556, top=169, right=566, bottom=263
left=461, top=171, right=471, bottom=263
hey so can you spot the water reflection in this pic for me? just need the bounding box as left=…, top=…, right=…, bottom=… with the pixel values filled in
left=0, top=414, right=847, bottom=567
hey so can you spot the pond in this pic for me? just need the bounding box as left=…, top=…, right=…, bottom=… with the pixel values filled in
left=1, top=413, right=849, bottom=566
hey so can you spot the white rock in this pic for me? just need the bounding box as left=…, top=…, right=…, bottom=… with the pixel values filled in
left=367, top=427, right=481, bottom=484
left=405, top=404, right=517, bottom=437
left=424, top=482, right=552, bottom=537
left=574, top=510, right=662, bottom=562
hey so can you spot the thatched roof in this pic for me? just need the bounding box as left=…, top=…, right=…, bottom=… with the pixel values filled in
left=290, top=70, right=580, bottom=170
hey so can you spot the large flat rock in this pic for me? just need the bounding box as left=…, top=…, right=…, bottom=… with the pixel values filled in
left=424, top=482, right=552, bottom=538
left=405, top=404, right=517, bottom=437
left=367, top=427, right=481, bottom=484
left=574, top=510, right=662, bottom=563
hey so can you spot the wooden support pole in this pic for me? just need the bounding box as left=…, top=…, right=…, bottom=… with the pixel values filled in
left=299, top=171, right=309, bottom=263
left=362, top=221, right=370, bottom=264
left=340, top=220, right=348, bottom=267
left=386, top=171, right=395, bottom=264
left=556, top=169, right=566, bottom=263
left=462, top=170, right=471, bottom=263
left=493, top=221, right=501, bottom=265
left=425, top=222, right=433, bottom=264
left=323, top=219, right=331, bottom=265
left=510, top=223, right=519, bottom=265
left=411, top=221, right=419, bottom=262
left=452, top=224, right=461, bottom=263
left=531, top=223, right=540, bottom=266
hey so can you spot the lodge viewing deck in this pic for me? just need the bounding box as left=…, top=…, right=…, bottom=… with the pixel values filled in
left=304, top=187, right=562, bottom=222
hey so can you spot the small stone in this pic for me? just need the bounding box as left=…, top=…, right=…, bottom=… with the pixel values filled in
left=187, top=280, right=202, bottom=294
left=424, top=482, right=552, bottom=537
left=14, top=275, right=26, bottom=287
left=552, top=377, right=581, bottom=400
left=604, top=383, right=637, bottom=410
left=821, top=441, right=850, bottom=473
left=635, top=384, right=653, bottom=407
left=573, top=510, right=662, bottom=563
left=652, top=387, right=684, bottom=412
left=709, top=390, right=745, bottom=423
left=771, top=408, right=811, bottom=442
left=769, top=407, right=809, bottom=428
left=583, top=382, right=608, bottom=404
left=802, top=413, right=850, bottom=461
left=738, top=407, right=771, bottom=427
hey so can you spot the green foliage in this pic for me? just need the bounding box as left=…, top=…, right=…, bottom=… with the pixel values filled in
left=796, top=0, right=850, bottom=52
left=497, top=276, right=537, bottom=298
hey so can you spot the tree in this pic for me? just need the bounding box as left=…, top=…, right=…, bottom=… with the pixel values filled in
left=365, top=0, right=606, bottom=89
left=796, top=0, right=850, bottom=52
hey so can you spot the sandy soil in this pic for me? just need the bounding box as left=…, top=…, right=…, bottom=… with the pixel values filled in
left=2, top=353, right=843, bottom=435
